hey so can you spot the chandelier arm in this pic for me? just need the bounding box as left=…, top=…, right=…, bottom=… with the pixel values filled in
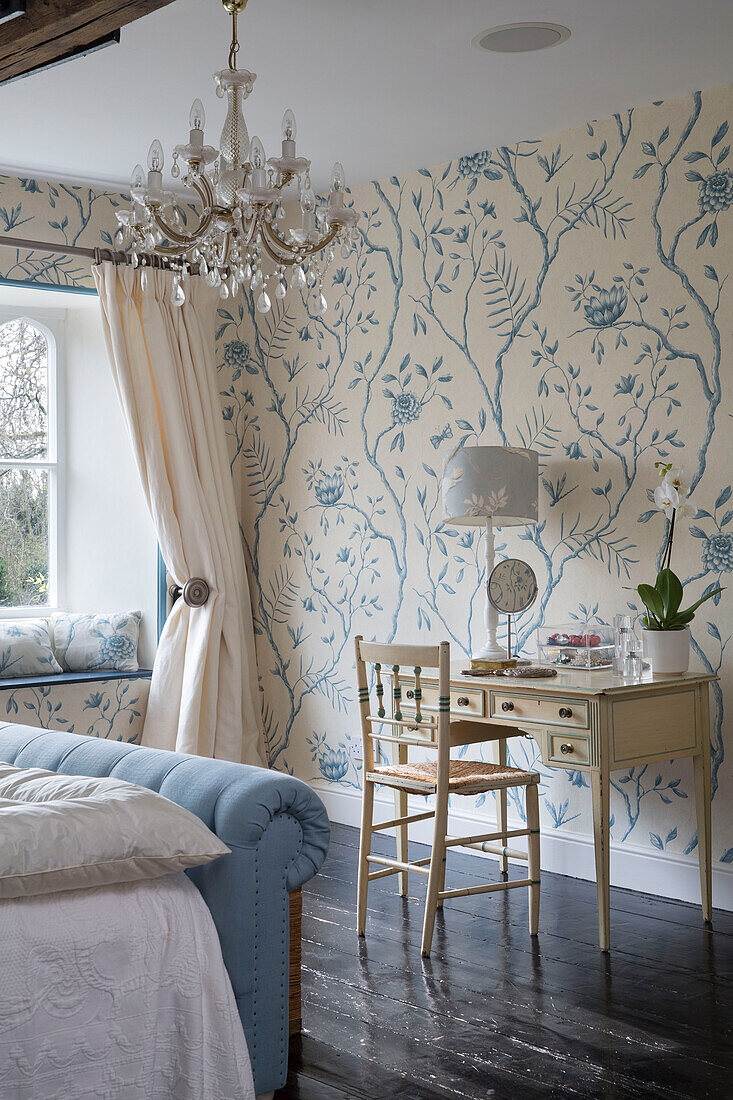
left=238, top=209, right=263, bottom=251
left=259, top=218, right=298, bottom=256
left=231, top=205, right=266, bottom=256
left=300, top=224, right=339, bottom=256
left=273, top=172, right=295, bottom=192
left=261, top=217, right=340, bottom=260
left=151, top=209, right=198, bottom=247
left=258, top=222, right=292, bottom=266
left=150, top=173, right=217, bottom=248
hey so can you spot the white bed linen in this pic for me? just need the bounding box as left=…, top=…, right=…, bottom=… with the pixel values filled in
left=0, top=872, right=255, bottom=1099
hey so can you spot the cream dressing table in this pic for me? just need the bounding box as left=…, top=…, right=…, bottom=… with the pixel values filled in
left=388, top=663, right=716, bottom=950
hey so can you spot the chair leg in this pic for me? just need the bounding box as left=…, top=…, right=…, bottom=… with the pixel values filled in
left=496, top=740, right=509, bottom=875
left=421, top=788, right=449, bottom=957
left=357, top=779, right=375, bottom=936
left=526, top=782, right=541, bottom=936
left=394, top=743, right=409, bottom=896
left=437, top=846, right=447, bottom=909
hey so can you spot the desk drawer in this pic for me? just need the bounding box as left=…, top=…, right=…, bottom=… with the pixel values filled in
left=490, top=692, right=589, bottom=730
left=549, top=732, right=590, bottom=766
left=399, top=681, right=485, bottom=719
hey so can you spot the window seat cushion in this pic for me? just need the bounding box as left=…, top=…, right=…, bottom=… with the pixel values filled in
left=0, top=619, right=62, bottom=679
left=52, top=612, right=142, bottom=673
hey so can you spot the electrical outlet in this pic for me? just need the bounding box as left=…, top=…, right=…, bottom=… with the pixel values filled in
left=348, top=735, right=362, bottom=760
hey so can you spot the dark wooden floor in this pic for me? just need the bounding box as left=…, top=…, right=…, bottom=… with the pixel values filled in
left=275, top=822, right=733, bottom=1099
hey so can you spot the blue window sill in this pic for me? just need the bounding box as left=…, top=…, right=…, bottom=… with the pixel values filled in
left=0, top=670, right=153, bottom=690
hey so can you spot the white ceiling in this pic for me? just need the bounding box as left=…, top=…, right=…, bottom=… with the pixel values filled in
left=0, top=0, right=731, bottom=193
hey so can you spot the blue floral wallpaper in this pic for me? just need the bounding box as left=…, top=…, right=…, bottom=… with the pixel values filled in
left=220, top=84, right=733, bottom=869
left=0, top=174, right=123, bottom=289
left=0, top=677, right=149, bottom=741
left=1, top=84, right=732, bottom=881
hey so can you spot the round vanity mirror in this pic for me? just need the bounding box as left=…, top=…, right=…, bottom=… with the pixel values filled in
left=487, top=558, right=538, bottom=615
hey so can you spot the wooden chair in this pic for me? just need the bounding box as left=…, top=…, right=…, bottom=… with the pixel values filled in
left=354, top=636, right=541, bottom=957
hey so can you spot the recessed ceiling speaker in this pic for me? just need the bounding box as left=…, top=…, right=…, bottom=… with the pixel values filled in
left=472, top=22, right=571, bottom=54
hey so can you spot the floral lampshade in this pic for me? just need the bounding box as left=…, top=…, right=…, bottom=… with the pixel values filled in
left=442, top=445, right=539, bottom=527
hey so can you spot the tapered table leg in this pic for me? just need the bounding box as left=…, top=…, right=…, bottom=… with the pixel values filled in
left=693, top=684, right=713, bottom=922
left=590, top=769, right=611, bottom=952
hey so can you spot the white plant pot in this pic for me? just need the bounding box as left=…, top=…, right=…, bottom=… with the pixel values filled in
left=642, top=626, right=690, bottom=675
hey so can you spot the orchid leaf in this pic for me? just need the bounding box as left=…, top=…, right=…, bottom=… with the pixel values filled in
left=638, top=583, right=664, bottom=621
left=656, top=568, right=683, bottom=619
left=679, top=586, right=725, bottom=620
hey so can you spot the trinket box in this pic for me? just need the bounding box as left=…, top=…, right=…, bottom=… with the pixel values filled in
left=536, top=624, right=614, bottom=670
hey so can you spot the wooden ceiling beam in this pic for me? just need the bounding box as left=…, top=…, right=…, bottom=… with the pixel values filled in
left=0, top=0, right=178, bottom=84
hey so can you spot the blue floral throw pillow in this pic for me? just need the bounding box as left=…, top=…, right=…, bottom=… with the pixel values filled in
left=0, top=619, right=63, bottom=678
left=52, top=612, right=141, bottom=673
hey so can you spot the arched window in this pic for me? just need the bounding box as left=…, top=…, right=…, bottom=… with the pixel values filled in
left=0, top=316, right=58, bottom=610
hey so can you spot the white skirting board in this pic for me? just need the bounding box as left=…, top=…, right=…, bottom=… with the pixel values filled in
left=315, top=781, right=733, bottom=913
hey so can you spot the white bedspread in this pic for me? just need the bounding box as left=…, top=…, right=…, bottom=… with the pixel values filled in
left=0, top=872, right=255, bottom=1099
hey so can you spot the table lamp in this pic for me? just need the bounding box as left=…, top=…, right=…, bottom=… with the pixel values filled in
left=441, top=445, right=539, bottom=665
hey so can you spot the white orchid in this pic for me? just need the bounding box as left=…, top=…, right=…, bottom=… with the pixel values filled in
left=654, top=482, right=679, bottom=519
left=652, top=462, right=698, bottom=571
left=662, top=466, right=696, bottom=518
left=673, top=497, right=697, bottom=519
left=664, top=465, right=690, bottom=498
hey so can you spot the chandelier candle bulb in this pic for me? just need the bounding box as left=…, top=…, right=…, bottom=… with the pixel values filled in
left=300, top=184, right=316, bottom=234
left=250, top=136, right=266, bottom=188
left=281, top=108, right=297, bottom=157
left=147, top=139, right=164, bottom=172
left=330, top=161, right=345, bottom=192
left=130, top=164, right=145, bottom=199
left=188, top=98, right=206, bottom=148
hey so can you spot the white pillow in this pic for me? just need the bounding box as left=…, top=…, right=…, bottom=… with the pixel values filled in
left=0, top=618, right=62, bottom=679
left=0, top=764, right=229, bottom=899
left=52, top=611, right=141, bottom=672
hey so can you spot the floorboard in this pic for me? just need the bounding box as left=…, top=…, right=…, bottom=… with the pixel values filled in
left=275, top=823, right=733, bottom=1099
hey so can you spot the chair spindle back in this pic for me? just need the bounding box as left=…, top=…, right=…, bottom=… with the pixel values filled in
left=354, top=638, right=451, bottom=771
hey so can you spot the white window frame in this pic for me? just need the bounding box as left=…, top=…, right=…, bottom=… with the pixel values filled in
left=0, top=305, right=65, bottom=617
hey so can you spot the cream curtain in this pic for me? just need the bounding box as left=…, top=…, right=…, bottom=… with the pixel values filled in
left=94, top=262, right=265, bottom=766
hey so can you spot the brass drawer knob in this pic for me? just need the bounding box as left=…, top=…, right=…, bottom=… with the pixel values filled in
left=456, top=696, right=470, bottom=707
left=406, top=689, right=415, bottom=699
left=501, top=701, right=514, bottom=712
left=558, top=707, right=573, bottom=718
left=560, top=742, right=574, bottom=754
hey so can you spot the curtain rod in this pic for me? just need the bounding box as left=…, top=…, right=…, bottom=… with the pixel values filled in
left=0, top=233, right=172, bottom=268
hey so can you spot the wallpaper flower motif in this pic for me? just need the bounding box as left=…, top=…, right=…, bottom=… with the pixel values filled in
left=702, top=534, right=733, bottom=573
left=583, top=286, right=628, bottom=327
left=225, top=85, right=733, bottom=871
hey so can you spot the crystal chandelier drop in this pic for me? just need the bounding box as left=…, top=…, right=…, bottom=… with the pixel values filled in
left=115, top=0, right=359, bottom=313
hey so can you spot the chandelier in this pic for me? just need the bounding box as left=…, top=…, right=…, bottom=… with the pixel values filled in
left=115, top=0, right=359, bottom=314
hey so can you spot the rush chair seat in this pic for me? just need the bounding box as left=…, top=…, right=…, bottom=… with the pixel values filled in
left=354, top=636, right=541, bottom=957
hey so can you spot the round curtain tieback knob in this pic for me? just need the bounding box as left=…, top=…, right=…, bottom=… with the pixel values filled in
left=169, top=578, right=210, bottom=607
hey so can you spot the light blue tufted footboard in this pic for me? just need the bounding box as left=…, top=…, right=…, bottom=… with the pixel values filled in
left=0, top=724, right=330, bottom=1097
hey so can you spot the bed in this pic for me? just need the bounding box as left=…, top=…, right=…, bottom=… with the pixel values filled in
left=0, top=874, right=254, bottom=1098
left=0, top=724, right=331, bottom=1098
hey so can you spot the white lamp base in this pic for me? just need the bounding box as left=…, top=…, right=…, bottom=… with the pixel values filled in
left=470, top=516, right=509, bottom=663
left=472, top=638, right=509, bottom=662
